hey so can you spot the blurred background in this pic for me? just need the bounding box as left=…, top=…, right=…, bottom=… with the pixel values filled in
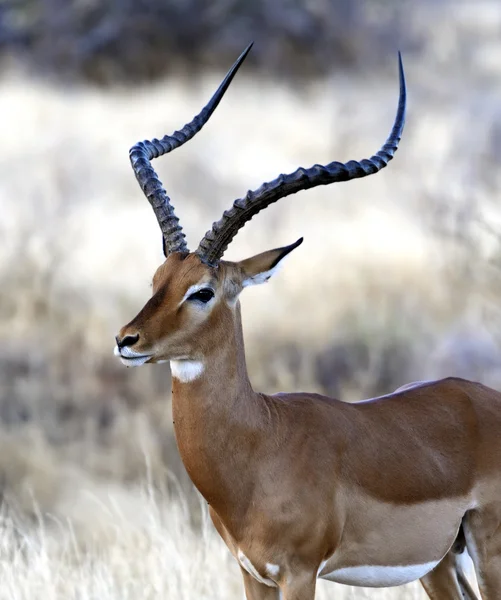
left=0, top=0, right=500, bottom=597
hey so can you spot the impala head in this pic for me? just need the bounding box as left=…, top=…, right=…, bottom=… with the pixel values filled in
left=114, top=43, right=406, bottom=368
left=114, top=239, right=303, bottom=366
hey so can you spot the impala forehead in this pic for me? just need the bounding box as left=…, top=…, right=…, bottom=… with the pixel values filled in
left=151, top=255, right=241, bottom=300
left=151, top=254, right=215, bottom=296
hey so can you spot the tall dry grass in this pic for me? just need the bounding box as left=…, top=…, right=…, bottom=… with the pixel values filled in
left=0, top=0, right=500, bottom=597
left=0, top=479, right=430, bottom=600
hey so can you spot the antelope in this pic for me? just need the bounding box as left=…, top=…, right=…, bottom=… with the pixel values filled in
left=114, top=44, right=501, bottom=599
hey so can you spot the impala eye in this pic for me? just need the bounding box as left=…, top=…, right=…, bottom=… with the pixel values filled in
left=187, top=288, right=215, bottom=303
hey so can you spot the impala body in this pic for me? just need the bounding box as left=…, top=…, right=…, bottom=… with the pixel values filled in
left=114, top=45, right=501, bottom=599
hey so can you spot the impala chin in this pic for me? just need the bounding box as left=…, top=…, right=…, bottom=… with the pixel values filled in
left=113, top=345, right=153, bottom=367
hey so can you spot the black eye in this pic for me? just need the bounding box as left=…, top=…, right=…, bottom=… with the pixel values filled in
left=188, top=288, right=215, bottom=303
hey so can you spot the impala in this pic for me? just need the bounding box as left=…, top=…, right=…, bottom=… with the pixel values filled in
left=114, top=44, right=500, bottom=599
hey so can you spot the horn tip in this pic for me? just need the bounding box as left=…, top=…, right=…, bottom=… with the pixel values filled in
left=397, top=51, right=406, bottom=91
left=239, top=41, right=254, bottom=62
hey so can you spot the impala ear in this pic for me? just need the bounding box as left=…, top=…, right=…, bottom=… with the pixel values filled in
left=238, top=238, right=303, bottom=287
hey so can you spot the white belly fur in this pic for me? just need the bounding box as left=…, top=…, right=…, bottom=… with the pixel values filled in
left=318, top=495, right=471, bottom=587
left=320, top=561, right=438, bottom=587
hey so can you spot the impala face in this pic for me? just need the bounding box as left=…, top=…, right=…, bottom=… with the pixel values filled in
left=115, top=253, right=220, bottom=367
left=114, top=241, right=303, bottom=367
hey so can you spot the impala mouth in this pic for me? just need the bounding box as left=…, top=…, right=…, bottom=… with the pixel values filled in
left=113, top=345, right=153, bottom=367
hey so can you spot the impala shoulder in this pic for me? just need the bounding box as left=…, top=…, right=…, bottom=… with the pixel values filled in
left=262, top=392, right=355, bottom=441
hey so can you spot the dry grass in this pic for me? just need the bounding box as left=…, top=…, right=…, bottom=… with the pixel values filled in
left=0, top=479, right=428, bottom=600
left=0, top=0, right=500, bottom=597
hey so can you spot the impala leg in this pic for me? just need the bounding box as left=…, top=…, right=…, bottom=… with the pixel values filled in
left=279, top=572, right=316, bottom=600
left=463, top=507, right=501, bottom=599
left=241, top=569, right=280, bottom=600
left=420, top=549, right=476, bottom=599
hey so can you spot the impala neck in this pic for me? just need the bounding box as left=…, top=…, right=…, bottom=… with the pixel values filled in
left=172, top=301, right=253, bottom=400
left=170, top=301, right=259, bottom=512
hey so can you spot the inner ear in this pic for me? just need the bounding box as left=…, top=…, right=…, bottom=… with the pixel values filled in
left=238, top=237, right=303, bottom=287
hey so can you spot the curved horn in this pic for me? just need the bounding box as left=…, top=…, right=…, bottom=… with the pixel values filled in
left=197, top=52, right=407, bottom=266
left=129, top=42, right=254, bottom=256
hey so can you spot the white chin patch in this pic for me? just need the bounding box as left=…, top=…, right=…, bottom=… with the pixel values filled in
left=119, top=355, right=150, bottom=367
left=170, top=360, right=204, bottom=382
left=114, top=345, right=152, bottom=367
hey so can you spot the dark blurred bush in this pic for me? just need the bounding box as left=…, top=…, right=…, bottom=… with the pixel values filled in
left=1, top=0, right=412, bottom=84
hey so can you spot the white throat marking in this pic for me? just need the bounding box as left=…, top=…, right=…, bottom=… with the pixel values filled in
left=170, top=360, right=204, bottom=383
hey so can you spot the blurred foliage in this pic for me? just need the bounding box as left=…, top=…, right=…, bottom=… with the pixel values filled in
left=1, top=0, right=413, bottom=84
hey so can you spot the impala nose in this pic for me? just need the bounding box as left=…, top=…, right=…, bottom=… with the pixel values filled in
left=116, top=333, right=140, bottom=349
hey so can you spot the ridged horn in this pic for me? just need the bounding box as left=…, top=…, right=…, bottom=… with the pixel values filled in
left=129, top=42, right=254, bottom=255
left=197, top=52, right=407, bottom=266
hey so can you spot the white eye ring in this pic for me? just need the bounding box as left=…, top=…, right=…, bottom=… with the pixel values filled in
left=187, top=288, right=215, bottom=303
left=179, top=284, right=216, bottom=307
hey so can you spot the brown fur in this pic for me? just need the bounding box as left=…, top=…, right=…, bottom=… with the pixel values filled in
left=116, top=249, right=501, bottom=599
